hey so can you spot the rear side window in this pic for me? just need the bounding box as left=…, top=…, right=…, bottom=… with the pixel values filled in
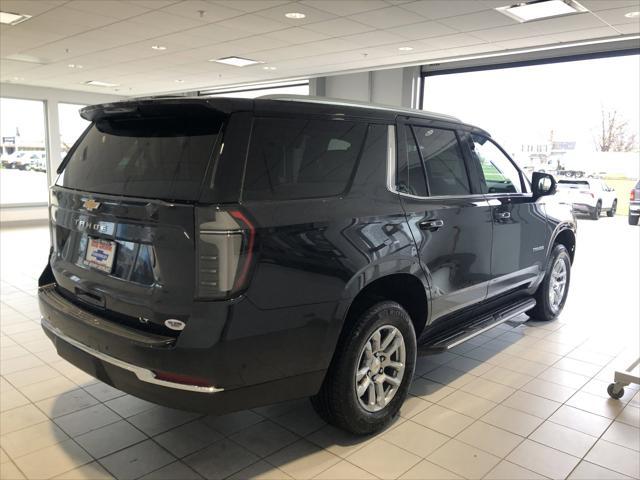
left=57, top=113, right=222, bottom=201
left=399, top=125, right=470, bottom=197
left=242, top=118, right=367, bottom=201
left=397, top=126, right=428, bottom=197
left=413, top=126, right=470, bottom=196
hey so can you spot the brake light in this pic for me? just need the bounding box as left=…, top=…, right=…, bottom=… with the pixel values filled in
left=632, top=190, right=636, bottom=201
left=195, top=207, right=256, bottom=299
left=229, top=210, right=255, bottom=291
left=579, top=190, right=594, bottom=198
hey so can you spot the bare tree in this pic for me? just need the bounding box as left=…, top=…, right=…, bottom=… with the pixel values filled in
left=594, top=108, right=638, bottom=152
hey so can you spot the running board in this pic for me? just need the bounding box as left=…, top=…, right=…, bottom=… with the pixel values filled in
left=419, top=298, right=536, bottom=354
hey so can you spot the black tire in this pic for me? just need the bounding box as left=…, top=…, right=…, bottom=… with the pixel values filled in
left=607, top=200, right=617, bottom=217
left=311, top=301, right=416, bottom=435
left=607, top=383, right=625, bottom=400
left=528, top=244, right=571, bottom=321
left=629, top=215, right=639, bottom=226
left=591, top=201, right=602, bottom=220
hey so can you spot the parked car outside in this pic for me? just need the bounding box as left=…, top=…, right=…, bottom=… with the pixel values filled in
left=27, top=152, right=47, bottom=172
left=629, top=180, right=640, bottom=225
left=2, top=151, right=29, bottom=170
left=39, top=96, right=576, bottom=434
left=556, top=178, right=618, bottom=219
left=1, top=151, right=45, bottom=171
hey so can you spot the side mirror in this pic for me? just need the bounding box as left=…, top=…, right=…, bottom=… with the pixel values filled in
left=532, top=171, right=556, bottom=199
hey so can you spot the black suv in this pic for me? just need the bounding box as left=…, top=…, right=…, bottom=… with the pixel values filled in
left=39, top=96, right=576, bottom=434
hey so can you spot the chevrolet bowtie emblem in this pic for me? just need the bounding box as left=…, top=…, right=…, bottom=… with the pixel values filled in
left=82, top=199, right=101, bottom=211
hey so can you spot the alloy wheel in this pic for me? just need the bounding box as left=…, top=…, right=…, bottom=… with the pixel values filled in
left=355, top=325, right=406, bottom=412
left=548, top=258, right=567, bottom=313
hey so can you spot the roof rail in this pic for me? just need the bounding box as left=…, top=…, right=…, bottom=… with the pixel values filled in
left=258, top=94, right=461, bottom=122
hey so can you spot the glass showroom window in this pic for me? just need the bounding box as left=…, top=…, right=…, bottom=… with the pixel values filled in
left=422, top=54, right=640, bottom=181
left=0, top=98, right=48, bottom=205
left=59, top=103, right=89, bottom=167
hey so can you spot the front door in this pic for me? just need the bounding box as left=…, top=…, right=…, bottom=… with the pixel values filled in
left=395, top=122, right=493, bottom=324
left=466, top=134, right=548, bottom=298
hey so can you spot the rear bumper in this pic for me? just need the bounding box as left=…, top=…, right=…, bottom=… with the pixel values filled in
left=39, top=284, right=327, bottom=414
left=571, top=203, right=596, bottom=215
left=629, top=202, right=640, bottom=216
left=42, top=318, right=221, bottom=393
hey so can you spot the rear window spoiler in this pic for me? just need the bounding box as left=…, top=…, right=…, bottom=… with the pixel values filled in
left=80, top=97, right=245, bottom=122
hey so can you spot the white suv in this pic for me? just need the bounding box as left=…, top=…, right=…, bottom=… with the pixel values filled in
left=557, top=179, right=617, bottom=220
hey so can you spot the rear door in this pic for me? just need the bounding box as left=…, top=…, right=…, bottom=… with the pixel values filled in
left=395, top=121, right=493, bottom=323
left=465, top=134, right=548, bottom=298
left=50, top=104, right=224, bottom=333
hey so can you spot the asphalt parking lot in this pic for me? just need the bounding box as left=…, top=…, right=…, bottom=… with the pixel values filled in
left=1, top=216, right=638, bottom=480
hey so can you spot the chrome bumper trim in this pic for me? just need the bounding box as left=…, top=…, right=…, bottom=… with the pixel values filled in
left=42, top=318, right=224, bottom=394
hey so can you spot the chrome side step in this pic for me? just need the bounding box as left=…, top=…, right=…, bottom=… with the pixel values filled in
left=419, top=298, right=536, bottom=353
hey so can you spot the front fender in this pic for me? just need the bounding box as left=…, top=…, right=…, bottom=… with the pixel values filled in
left=546, top=200, right=577, bottom=265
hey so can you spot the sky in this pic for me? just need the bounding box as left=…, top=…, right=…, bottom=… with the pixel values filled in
left=422, top=54, right=640, bottom=163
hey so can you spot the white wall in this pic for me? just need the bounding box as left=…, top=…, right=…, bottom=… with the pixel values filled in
left=0, top=83, right=121, bottom=225
left=310, top=66, right=421, bottom=108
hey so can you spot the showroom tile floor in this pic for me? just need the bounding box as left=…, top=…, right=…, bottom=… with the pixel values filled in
left=1, top=218, right=639, bottom=480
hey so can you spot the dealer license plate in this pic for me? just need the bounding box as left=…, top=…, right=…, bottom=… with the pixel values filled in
left=84, top=238, right=116, bottom=273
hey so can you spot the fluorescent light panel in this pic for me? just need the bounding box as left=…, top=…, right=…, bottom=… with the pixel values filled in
left=213, top=56, right=261, bottom=67
left=497, top=0, right=586, bottom=22
left=0, top=11, right=32, bottom=25
left=84, top=80, right=119, bottom=87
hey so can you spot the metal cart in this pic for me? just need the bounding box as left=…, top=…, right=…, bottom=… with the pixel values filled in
left=607, top=356, right=640, bottom=399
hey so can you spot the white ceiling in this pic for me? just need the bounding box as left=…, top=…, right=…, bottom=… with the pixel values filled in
left=1, top=0, right=638, bottom=96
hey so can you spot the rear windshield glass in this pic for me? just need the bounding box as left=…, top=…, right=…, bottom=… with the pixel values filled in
left=57, top=112, right=222, bottom=201
left=558, top=180, right=589, bottom=187
left=243, top=117, right=367, bottom=201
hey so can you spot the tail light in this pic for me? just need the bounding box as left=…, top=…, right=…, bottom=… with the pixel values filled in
left=580, top=190, right=594, bottom=198
left=195, top=207, right=256, bottom=299
left=631, top=190, right=636, bottom=201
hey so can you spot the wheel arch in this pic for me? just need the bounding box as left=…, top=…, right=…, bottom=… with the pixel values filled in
left=552, top=227, right=576, bottom=263
left=340, top=273, right=430, bottom=342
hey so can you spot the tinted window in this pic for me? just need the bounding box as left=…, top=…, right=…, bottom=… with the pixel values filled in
left=243, top=118, right=366, bottom=200
left=397, top=126, right=428, bottom=197
left=470, top=135, right=522, bottom=194
left=351, top=124, right=388, bottom=191
left=558, top=180, right=589, bottom=186
left=412, top=126, right=470, bottom=196
left=58, top=113, right=222, bottom=201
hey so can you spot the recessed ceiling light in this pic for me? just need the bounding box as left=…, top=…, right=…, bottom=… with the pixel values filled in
left=68, top=64, right=83, bottom=69
left=0, top=11, right=32, bottom=25
left=84, top=80, right=119, bottom=87
left=625, top=11, right=640, bottom=18
left=174, top=79, right=184, bottom=83
left=211, top=56, right=262, bottom=67
left=151, top=45, right=167, bottom=50
left=285, top=12, right=306, bottom=19
left=398, top=46, right=414, bottom=51
left=263, top=66, right=277, bottom=70
left=496, top=0, right=586, bottom=22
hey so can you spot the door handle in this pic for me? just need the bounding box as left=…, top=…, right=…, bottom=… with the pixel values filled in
left=495, top=211, right=511, bottom=220
left=419, top=219, right=444, bottom=231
